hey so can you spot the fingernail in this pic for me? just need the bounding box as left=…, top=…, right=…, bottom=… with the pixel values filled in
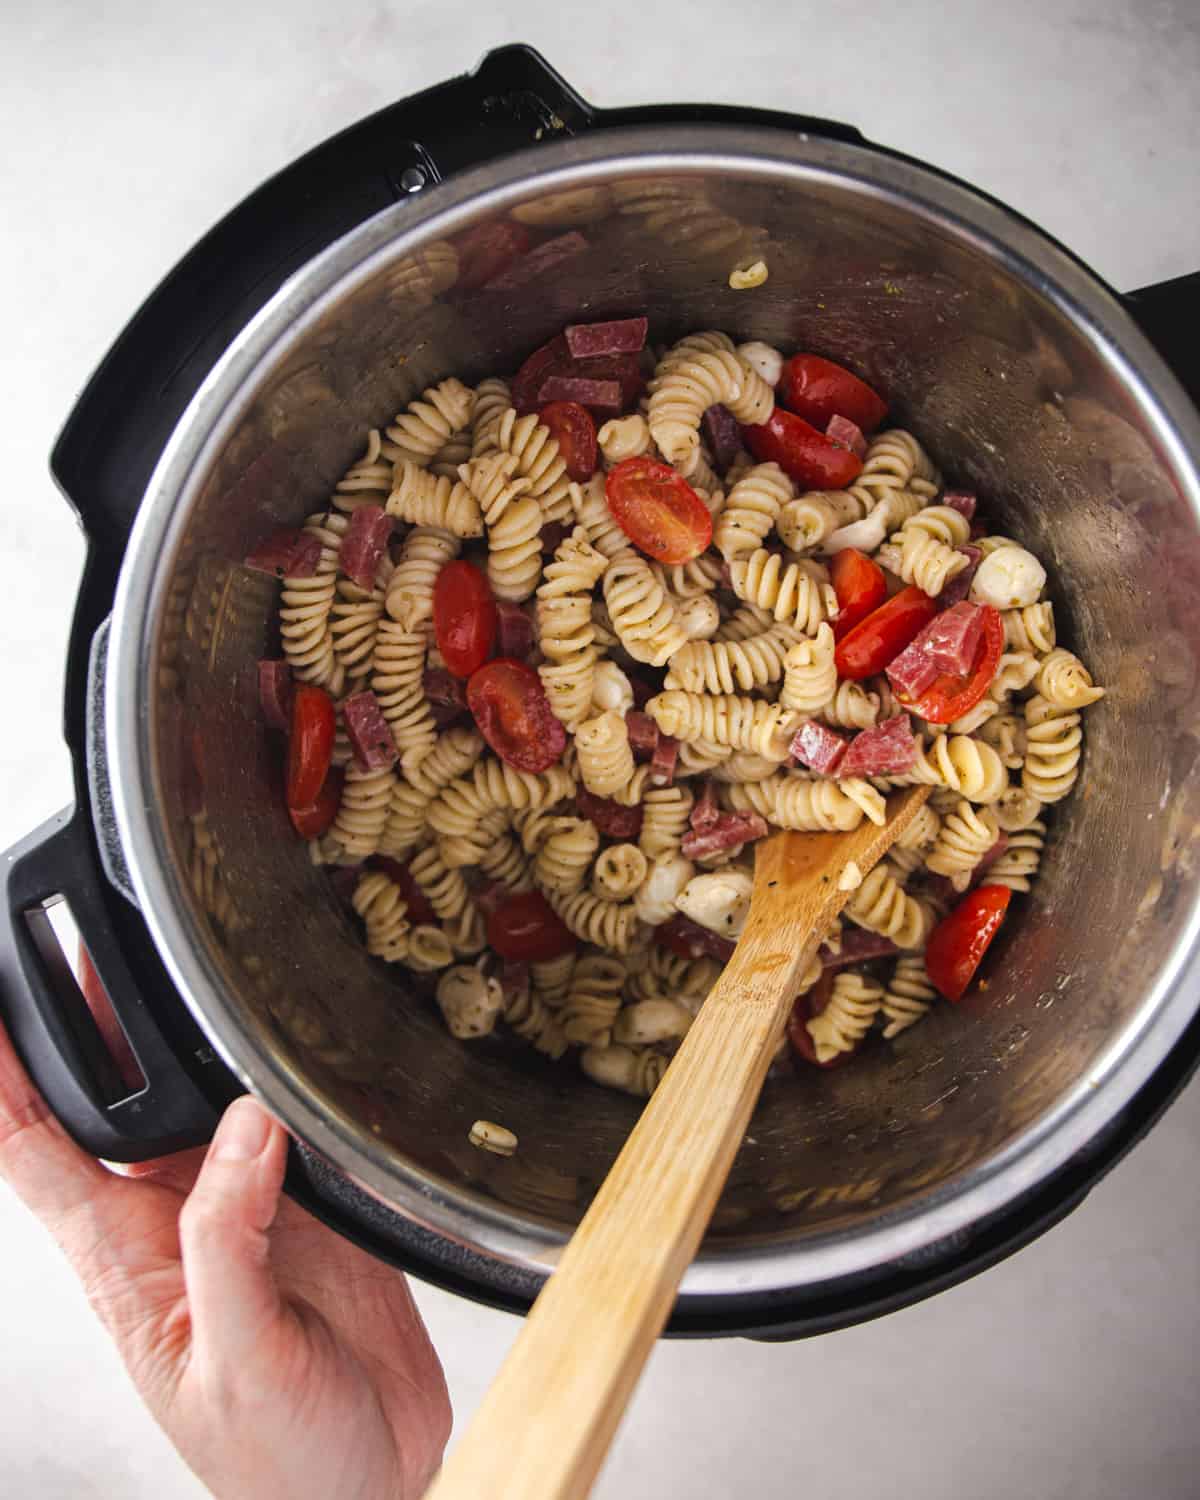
left=215, top=1097, right=272, bottom=1162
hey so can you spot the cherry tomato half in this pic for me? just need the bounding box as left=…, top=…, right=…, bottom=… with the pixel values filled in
left=451, top=219, right=532, bottom=292
left=834, top=587, right=939, bottom=682
left=900, top=607, right=1004, bottom=725
left=467, top=658, right=567, bottom=773
left=433, top=561, right=497, bottom=679
left=539, top=400, right=598, bottom=482
left=606, top=457, right=713, bottom=565
left=373, top=857, right=437, bottom=925
left=830, top=548, right=888, bottom=641
left=924, top=885, right=1012, bottom=1002
left=288, top=765, right=342, bottom=840
left=286, top=685, right=335, bottom=811
left=778, top=354, right=887, bottom=434
left=786, top=972, right=856, bottom=1069
left=486, top=890, right=576, bottom=962
left=740, top=407, right=864, bottom=490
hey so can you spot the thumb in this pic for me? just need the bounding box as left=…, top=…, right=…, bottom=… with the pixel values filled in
left=179, top=1096, right=289, bottom=1371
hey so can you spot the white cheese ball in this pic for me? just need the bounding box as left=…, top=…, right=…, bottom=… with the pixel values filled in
left=591, top=659, right=634, bottom=716
left=676, top=594, right=722, bottom=641
left=674, top=868, right=754, bottom=938
left=613, top=998, right=693, bottom=1046
left=634, top=853, right=696, bottom=926
left=736, top=340, right=784, bottom=387
left=970, top=546, right=1047, bottom=609
left=436, top=965, right=503, bottom=1040
left=819, top=508, right=891, bottom=556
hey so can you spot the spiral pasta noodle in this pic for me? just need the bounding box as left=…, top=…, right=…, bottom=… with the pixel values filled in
left=603, top=552, right=689, bottom=666
left=597, top=413, right=654, bottom=467
left=1021, top=695, right=1083, bottom=803
left=580, top=1043, right=669, bottom=1098
left=923, top=800, right=1000, bottom=886
left=383, top=378, right=475, bottom=466
left=477, top=828, right=534, bottom=893
left=332, top=429, right=392, bottom=513
left=533, top=817, right=601, bottom=895
left=664, top=620, right=802, bottom=695
left=1003, top=602, right=1056, bottom=654
left=387, top=462, right=482, bottom=537
left=591, top=843, right=649, bottom=902
left=648, top=691, right=797, bottom=761
left=572, top=474, right=629, bottom=560
left=977, top=711, right=1026, bottom=769
left=713, top=751, right=784, bottom=783
left=854, top=428, right=939, bottom=510
left=881, top=955, right=938, bottom=1038
left=1035, top=648, right=1105, bottom=710
left=471, top=377, right=511, bottom=459
left=819, top=680, right=880, bottom=731
left=369, top=621, right=436, bottom=772
left=531, top=952, right=576, bottom=1008
left=487, top=495, right=543, bottom=603
left=780, top=623, right=837, bottom=714
left=352, top=870, right=410, bottom=963
left=537, top=528, right=610, bottom=731
left=574, top=711, right=636, bottom=798
left=986, top=820, right=1047, bottom=892
left=458, top=450, right=533, bottom=527
left=727, top=549, right=838, bottom=635
left=806, top=971, right=885, bottom=1064
left=405, top=726, right=486, bottom=800
left=876, top=525, right=968, bottom=597
left=547, top=886, right=638, bottom=953
left=330, top=569, right=389, bottom=686
left=714, top=463, right=793, bottom=563
left=406, top=925, right=456, bottom=973
left=776, top=490, right=865, bottom=551
left=844, top=862, right=928, bottom=949
left=724, top=775, right=866, bottom=832
left=638, top=785, right=695, bottom=859
left=649, top=552, right=724, bottom=601
left=332, top=764, right=395, bottom=859
left=884, top=734, right=1008, bottom=803
left=504, top=986, right=569, bottom=1060
left=495, top=406, right=577, bottom=523
left=647, top=334, right=773, bottom=476
left=993, top=785, right=1045, bottom=833
left=279, top=513, right=345, bottom=694
left=560, top=955, right=626, bottom=1047
left=385, top=526, right=460, bottom=631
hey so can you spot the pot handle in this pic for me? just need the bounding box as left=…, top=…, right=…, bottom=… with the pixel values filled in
left=1123, top=270, right=1200, bottom=411
left=0, top=807, right=219, bottom=1161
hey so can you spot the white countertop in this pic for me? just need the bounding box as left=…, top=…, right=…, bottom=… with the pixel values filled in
left=2, top=3, right=1199, bottom=1495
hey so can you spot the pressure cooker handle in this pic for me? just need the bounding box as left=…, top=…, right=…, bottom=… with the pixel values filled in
left=1123, top=270, right=1200, bottom=412
left=0, top=807, right=218, bottom=1161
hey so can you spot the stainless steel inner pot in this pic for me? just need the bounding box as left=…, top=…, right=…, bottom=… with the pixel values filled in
left=106, top=125, right=1200, bottom=1298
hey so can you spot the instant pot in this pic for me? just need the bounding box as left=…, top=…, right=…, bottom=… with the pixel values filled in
left=4, top=45, right=1200, bottom=1339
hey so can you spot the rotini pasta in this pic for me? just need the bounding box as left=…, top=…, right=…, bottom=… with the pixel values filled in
left=1035, top=648, right=1106, bottom=710
left=547, top=886, right=638, bottom=953
left=537, top=528, right=610, bottom=730
left=382, top=378, right=475, bottom=466
left=806, top=971, right=885, bottom=1064
left=727, top=549, right=838, bottom=634
left=647, top=691, right=798, bottom=760
left=664, top=621, right=802, bottom=695
left=591, top=843, right=648, bottom=902
left=1022, top=695, right=1082, bottom=803
left=724, top=775, right=866, bottom=832
left=780, top=623, right=837, bottom=714
left=332, top=430, right=392, bottom=513
left=597, top=413, right=654, bottom=466
left=533, top=817, right=601, bottom=895
left=560, top=955, right=626, bottom=1047
left=844, top=862, right=929, bottom=949
left=986, top=820, right=1047, bottom=892
left=495, top=406, right=577, bottom=523
left=352, top=870, right=410, bottom=963
left=639, top=786, right=695, bottom=859
left=487, top=495, right=543, bottom=603
left=574, top=711, right=636, bottom=798
left=387, top=462, right=482, bottom=537
left=923, top=800, right=1000, bottom=887
left=385, top=526, right=460, bottom=630
left=881, top=955, right=937, bottom=1038
left=1003, top=601, right=1056, bottom=654
left=603, top=552, right=688, bottom=665
left=331, top=764, right=394, bottom=860
left=371, top=621, right=436, bottom=772
left=647, top=333, right=773, bottom=476
left=714, top=463, right=793, bottom=563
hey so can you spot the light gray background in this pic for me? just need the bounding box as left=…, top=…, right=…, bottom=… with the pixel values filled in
left=3, top=2, right=1200, bottom=1496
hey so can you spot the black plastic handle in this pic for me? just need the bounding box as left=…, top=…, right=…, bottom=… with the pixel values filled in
left=1123, top=271, right=1200, bottom=412
left=0, top=807, right=219, bottom=1161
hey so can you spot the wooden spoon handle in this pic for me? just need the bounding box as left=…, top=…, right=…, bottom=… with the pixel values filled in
left=425, top=923, right=820, bottom=1500
left=426, top=789, right=930, bottom=1500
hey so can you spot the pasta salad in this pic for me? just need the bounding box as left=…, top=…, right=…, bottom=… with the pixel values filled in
left=246, top=318, right=1105, bottom=1095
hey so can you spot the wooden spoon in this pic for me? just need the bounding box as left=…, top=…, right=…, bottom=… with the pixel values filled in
left=427, top=786, right=931, bottom=1500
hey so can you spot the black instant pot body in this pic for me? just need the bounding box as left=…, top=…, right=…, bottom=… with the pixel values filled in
left=4, top=46, right=1200, bottom=1339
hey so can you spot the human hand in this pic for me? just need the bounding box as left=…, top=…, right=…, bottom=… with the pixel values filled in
left=0, top=1018, right=450, bottom=1500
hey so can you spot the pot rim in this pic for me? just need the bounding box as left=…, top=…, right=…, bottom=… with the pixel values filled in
left=107, top=124, right=1200, bottom=1296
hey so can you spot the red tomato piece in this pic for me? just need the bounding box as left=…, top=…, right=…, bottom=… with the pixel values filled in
left=467, top=658, right=566, bottom=773
left=778, top=354, right=888, bottom=434
left=288, top=766, right=342, bottom=840
left=539, top=401, right=598, bottom=482
left=786, top=972, right=856, bottom=1069
left=900, top=607, right=1005, bottom=725
left=925, top=885, right=1012, bottom=1002
left=834, top=587, right=939, bottom=681
left=286, top=685, right=335, bottom=811
left=373, top=858, right=437, bottom=925
left=511, top=333, right=571, bottom=412
left=605, top=457, right=713, bottom=565
left=486, top=890, right=576, bottom=962
left=653, top=913, right=735, bottom=963
left=451, top=219, right=532, bottom=292
left=433, top=561, right=498, bottom=679
left=830, top=548, right=887, bottom=641
left=740, top=408, right=863, bottom=490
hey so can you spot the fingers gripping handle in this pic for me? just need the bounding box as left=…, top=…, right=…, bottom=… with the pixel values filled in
left=0, top=808, right=217, bottom=1161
